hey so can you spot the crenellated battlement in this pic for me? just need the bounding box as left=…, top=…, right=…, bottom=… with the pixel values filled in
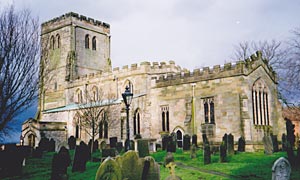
left=155, top=51, right=277, bottom=85
left=42, top=12, right=110, bottom=29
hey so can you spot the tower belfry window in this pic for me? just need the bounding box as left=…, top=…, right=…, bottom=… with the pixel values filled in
left=161, top=105, right=170, bottom=132
left=85, top=34, right=90, bottom=49
left=50, top=35, right=55, bottom=50
left=56, top=34, right=60, bottom=48
left=92, top=36, right=96, bottom=50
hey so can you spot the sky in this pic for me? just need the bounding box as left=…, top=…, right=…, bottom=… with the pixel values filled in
left=1, top=0, right=300, bottom=142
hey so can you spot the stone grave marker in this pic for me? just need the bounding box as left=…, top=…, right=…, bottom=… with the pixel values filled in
left=164, top=152, right=174, bottom=166
left=237, top=136, right=245, bottom=152
left=100, top=141, right=107, bottom=150
left=165, top=162, right=182, bottom=180
left=271, top=134, right=279, bottom=152
left=137, top=139, right=149, bottom=157
left=222, top=133, right=228, bottom=150
left=102, top=148, right=117, bottom=159
left=51, top=146, right=71, bottom=180
left=227, top=133, right=234, bottom=155
left=72, top=142, right=90, bottom=172
left=203, top=142, right=211, bottom=165
left=110, top=137, right=118, bottom=148
left=272, top=157, right=291, bottom=180
left=183, top=134, right=191, bottom=151
left=263, top=134, right=274, bottom=155
left=220, top=141, right=227, bottom=162
left=190, top=144, right=197, bottom=159
left=68, top=136, right=76, bottom=150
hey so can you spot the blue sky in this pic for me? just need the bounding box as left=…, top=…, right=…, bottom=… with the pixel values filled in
left=1, top=0, right=300, bottom=143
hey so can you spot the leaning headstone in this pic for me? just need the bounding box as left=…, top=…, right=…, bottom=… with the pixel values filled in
left=110, top=137, right=118, bottom=148
left=190, top=144, right=197, bottom=159
left=220, top=142, right=227, bottom=162
left=95, top=157, right=122, bottom=180
left=165, top=162, right=182, bottom=180
left=203, top=142, right=211, bottom=165
left=138, top=139, right=150, bottom=158
left=192, top=134, right=197, bottom=147
left=164, top=152, right=174, bottom=166
left=68, top=136, right=76, bottom=150
left=272, top=157, right=291, bottom=180
left=72, top=142, right=90, bottom=172
left=227, top=133, right=234, bottom=155
left=263, top=134, right=274, bottom=155
left=271, top=135, right=279, bottom=152
left=282, top=134, right=287, bottom=151
left=183, top=134, right=191, bottom=151
left=237, top=136, right=245, bottom=152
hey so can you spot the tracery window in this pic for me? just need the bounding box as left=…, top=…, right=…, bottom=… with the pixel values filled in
left=161, top=105, right=169, bottom=132
left=92, top=36, right=96, bottom=50
left=85, top=34, right=90, bottom=49
left=252, top=79, right=270, bottom=126
left=133, top=109, right=141, bottom=135
left=203, top=97, right=215, bottom=124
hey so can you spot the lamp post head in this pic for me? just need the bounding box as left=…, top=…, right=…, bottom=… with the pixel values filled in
left=122, top=86, right=133, bottom=107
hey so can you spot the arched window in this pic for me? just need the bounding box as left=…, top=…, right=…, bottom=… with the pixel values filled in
left=28, top=134, right=35, bottom=148
left=76, top=89, right=83, bottom=103
left=99, top=111, right=108, bottom=139
left=176, top=130, right=183, bottom=148
left=73, top=114, right=81, bottom=139
left=85, top=34, right=90, bottom=49
left=92, top=36, right=96, bottom=50
left=161, top=106, right=169, bottom=132
left=134, top=109, right=141, bottom=135
left=203, top=97, right=214, bottom=124
left=50, top=35, right=55, bottom=50
left=56, top=34, right=60, bottom=48
left=252, top=79, right=270, bottom=126
left=92, top=86, right=98, bottom=101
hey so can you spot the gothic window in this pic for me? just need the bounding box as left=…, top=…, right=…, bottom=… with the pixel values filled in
left=56, top=34, right=60, bottom=48
left=92, top=36, right=96, bottom=50
left=99, top=111, right=108, bottom=139
left=92, top=86, right=98, bottom=101
left=252, top=79, right=270, bottom=126
left=76, top=89, right=83, bottom=103
left=203, top=97, right=215, bottom=124
left=133, top=109, right=141, bottom=135
left=176, top=130, right=183, bottom=148
left=161, top=106, right=170, bottom=132
left=74, top=114, right=81, bottom=139
left=50, top=35, right=55, bottom=50
left=85, top=34, right=90, bottom=49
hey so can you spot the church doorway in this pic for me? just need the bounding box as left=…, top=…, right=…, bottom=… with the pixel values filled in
left=28, top=134, right=35, bottom=148
left=176, top=130, right=183, bottom=148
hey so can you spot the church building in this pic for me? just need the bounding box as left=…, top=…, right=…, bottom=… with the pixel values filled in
left=21, top=12, right=285, bottom=151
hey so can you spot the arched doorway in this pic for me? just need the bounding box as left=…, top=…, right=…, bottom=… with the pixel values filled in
left=28, top=134, right=35, bottom=148
left=176, top=130, right=183, bottom=148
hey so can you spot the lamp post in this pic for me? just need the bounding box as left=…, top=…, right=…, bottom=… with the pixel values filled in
left=122, top=86, right=133, bottom=151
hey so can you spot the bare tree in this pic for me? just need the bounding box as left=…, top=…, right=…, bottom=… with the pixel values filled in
left=0, top=6, right=39, bottom=138
left=76, top=87, right=119, bottom=155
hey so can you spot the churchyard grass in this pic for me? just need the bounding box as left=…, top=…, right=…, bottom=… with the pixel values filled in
left=3, top=148, right=300, bottom=179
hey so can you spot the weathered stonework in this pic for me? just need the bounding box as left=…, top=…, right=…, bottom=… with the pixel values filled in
left=22, top=13, right=285, bottom=151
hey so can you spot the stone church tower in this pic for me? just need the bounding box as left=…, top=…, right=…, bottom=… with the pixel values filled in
left=21, top=12, right=286, bottom=151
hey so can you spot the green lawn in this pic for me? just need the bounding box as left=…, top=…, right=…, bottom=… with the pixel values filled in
left=3, top=149, right=300, bottom=180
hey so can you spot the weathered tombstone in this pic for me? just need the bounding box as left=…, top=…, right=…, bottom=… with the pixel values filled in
left=72, top=141, right=90, bottom=172
left=237, top=136, right=245, bottom=152
left=49, top=139, right=55, bottom=152
left=192, top=134, right=197, bottom=147
left=51, top=146, right=71, bottom=180
left=203, top=142, right=211, bottom=165
left=263, top=134, right=274, bottom=155
left=95, top=157, right=122, bottom=180
left=68, top=136, right=76, bottom=150
left=165, top=162, right=182, bottom=180
left=102, top=148, right=117, bottom=159
left=162, top=135, right=170, bottom=151
left=272, top=157, right=291, bottom=180
left=167, top=136, right=176, bottom=153
left=222, top=133, right=228, bottom=150
left=100, top=141, right=107, bottom=150
left=220, top=141, right=227, bottom=162
left=117, top=151, right=143, bottom=180
left=282, top=133, right=287, bottom=151
left=190, top=144, right=197, bottom=159
left=138, top=139, right=150, bottom=158
left=271, top=134, right=279, bottom=152
left=116, top=142, right=123, bottom=153
left=141, top=156, right=160, bottom=180
left=227, top=133, right=234, bottom=155
left=110, top=137, right=118, bottom=148
left=164, top=152, right=174, bottom=166
left=183, top=134, right=191, bottom=151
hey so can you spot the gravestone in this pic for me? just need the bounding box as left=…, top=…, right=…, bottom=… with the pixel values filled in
left=116, top=142, right=123, bottom=153
left=165, top=162, right=182, bottom=180
left=263, top=134, right=274, bottom=155
left=203, top=142, right=211, bottom=165
left=227, top=133, right=234, bottom=155
left=271, top=134, right=279, bottom=152
left=282, top=134, right=287, bottom=151
left=162, top=135, right=170, bottom=150
left=51, top=146, right=71, bottom=180
left=102, top=148, right=117, bottom=159
left=192, top=134, right=197, bottom=147
left=168, top=133, right=177, bottom=152
left=183, top=134, right=191, bottom=151
left=100, top=141, right=107, bottom=150
left=137, top=139, right=150, bottom=157
left=95, top=157, right=122, bottom=180
left=220, top=142, right=227, bottom=162
left=72, top=142, right=90, bottom=172
left=190, top=144, right=197, bottom=159
left=88, top=139, right=98, bottom=152
left=49, top=139, right=55, bottom=152
left=164, top=152, right=174, bottom=166
left=110, top=137, right=118, bottom=148
left=237, top=136, right=245, bottom=152
left=222, top=133, right=228, bottom=150
left=68, top=136, right=76, bottom=150
left=272, top=157, right=291, bottom=180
